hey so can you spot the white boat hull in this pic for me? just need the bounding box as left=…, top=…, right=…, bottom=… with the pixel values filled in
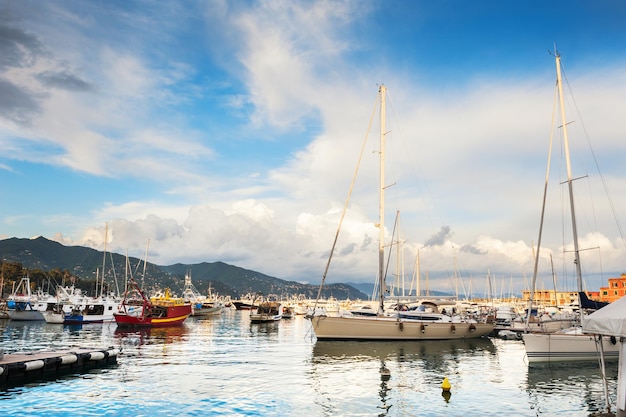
left=522, top=332, right=620, bottom=363
left=309, top=315, right=494, bottom=340
left=192, top=306, right=223, bottom=316
left=250, top=312, right=282, bottom=323
left=510, top=319, right=574, bottom=333
left=43, top=311, right=65, bottom=324
left=7, top=310, right=44, bottom=321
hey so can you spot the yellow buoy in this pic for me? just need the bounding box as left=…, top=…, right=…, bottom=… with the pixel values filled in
left=441, top=377, right=451, bottom=392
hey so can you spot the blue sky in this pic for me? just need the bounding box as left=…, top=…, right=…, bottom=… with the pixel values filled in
left=2, top=0, right=626, bottom=296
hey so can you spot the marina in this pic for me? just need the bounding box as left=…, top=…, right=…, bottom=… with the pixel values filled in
left=0, top=310, right=620, bottom=416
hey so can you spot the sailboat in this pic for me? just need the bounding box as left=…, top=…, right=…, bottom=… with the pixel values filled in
left=307, top=85, right=495, bottom=340
left=521, top=50, right=619, bottom=363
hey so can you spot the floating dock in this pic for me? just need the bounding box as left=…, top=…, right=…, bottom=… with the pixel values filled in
left=0, top=346, right=120, bottom=386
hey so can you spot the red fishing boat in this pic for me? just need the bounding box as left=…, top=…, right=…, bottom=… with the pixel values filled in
left=114, top=279, right=192, bottom=328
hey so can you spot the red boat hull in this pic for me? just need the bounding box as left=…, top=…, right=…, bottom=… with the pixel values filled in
left=114, top=304, right=192, bottom=328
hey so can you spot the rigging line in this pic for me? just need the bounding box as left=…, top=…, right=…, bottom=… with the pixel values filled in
left=585, top=177, right=606, bottom=284
left=312, top=89, right=379, bottom=309
left=386, top=90, right=442, bottom=231
left=560, top=61, right=626, bottom=249
left=527, top=75, right=558, bottom=330
left=383, top=210, right=400, bottom=299
left=386, top=90, right=458, bottom=280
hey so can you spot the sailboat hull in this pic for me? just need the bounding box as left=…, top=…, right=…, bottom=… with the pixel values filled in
left=522, top=332, right=620, bottom=363
left=310, top=315, right=494, bottom=340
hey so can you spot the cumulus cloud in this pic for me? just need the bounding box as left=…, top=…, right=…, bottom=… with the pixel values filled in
left=424, top=226, right=452, bottom=247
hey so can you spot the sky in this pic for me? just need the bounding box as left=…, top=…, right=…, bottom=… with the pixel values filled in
left=2, top=0, right=626, bottom=297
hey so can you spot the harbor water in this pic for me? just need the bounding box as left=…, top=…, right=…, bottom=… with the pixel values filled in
left=0, top=311, right=619, bottom=416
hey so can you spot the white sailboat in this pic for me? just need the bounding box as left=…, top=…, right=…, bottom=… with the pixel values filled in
left=521, top=50, right=619, bottom=363
left=307, top=85, right=494, bottom=340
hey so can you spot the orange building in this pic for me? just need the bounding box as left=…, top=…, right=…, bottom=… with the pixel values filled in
left=599, top=273, right=626, bottom=303
left=520, top=289, right=601, bottom=306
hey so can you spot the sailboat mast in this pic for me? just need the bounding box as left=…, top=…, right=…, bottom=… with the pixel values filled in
left=378, top=85, right=387, bottom=312
left=555, top=52, right=583, bottom=291
left=100, top=222, right=108, bottom=298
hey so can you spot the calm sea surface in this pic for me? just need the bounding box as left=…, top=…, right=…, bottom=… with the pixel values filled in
left=0, top=311, right=619, bottom=416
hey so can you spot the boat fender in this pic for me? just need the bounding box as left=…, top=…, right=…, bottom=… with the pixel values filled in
left=24, top=360, right=45, bottom=371
left=469, top=324, right=476, bottom=332
left=611, top=336, right=617, bottom=345
left=420, top=324, right=425, bottom=333
left=0, top=366, right=4, bottom=376
left=398, top=322, right=404, bottom=331
left=88, top=351, right=106, bottom=361
left=450, top=324, right=456, bottom=333
left=106, top=348, right=119, bottom=358
left=60, top=354, right=78, bottom=365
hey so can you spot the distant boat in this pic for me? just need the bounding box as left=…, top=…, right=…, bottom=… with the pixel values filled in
left=48, top=224, right=123, bottom=325
left=233, top=293, right=260, bottom=310
left=250, top=300, right=283, bottom=323
left=113, top=279, right=192, bottom=328
left=521, top=50, right=619, bottom=363
left=6, top=276, right=56, bottom=321
left=307, top=85, right=494, bottom=340
left=281, top=305, right=295, bottom=319
left=42, top=285, right=90, bottom=324
left=62, top=295, right=121, bottom=324
left=181, top=273, right=224, bottom=317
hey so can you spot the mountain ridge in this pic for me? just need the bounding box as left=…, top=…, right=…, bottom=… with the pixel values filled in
left=0, top=236, right=367, bottom=300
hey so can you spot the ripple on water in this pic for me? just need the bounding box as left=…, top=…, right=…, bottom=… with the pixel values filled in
left=0, top=315, right=620, bottom=416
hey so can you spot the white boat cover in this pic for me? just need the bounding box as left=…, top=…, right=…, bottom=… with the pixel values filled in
left=582, top=294, right=626, bottom=337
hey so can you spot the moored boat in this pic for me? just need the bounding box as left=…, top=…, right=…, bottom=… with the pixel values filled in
left=250, top=300, right=283, bottom=323
left=521, top=50, right=620, bottom=362
left=63, top=295, right=121, bottom=324
left=114, top=279, right=192, bottom=328
left=182, top=273, right=224, bottom=317
left=307, top=85, right=494, bottom=340
left=6, top=276, right=51, bottom=321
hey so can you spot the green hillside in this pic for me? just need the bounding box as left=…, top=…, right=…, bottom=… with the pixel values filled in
left=0, top=237, right=367, bottom=300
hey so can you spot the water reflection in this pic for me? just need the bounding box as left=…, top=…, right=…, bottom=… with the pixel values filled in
left=0, top=315, right=619, bottom=416
left=526, top=361, right=618, bottom=415
left=312, top=338, right=495, bottom=362
left=378, top=360, right=392, bottom=415
left=113, top=325, right=189, bottom=346
left=311, top=338, right=496, bottom=416
left=1, top=320, right=112, bottom=352
left=248, top=321, right=280, bottom=337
